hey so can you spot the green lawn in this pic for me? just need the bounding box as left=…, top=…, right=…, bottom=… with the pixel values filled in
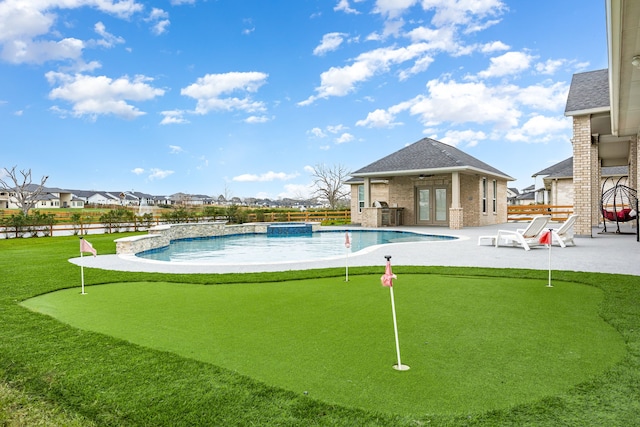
left=1, top=234, right=640, bottom=426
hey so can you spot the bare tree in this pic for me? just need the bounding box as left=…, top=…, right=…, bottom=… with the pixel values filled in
left=309, top=163, right=351, bottom=209
left=0, top=166, right=49, bottom=215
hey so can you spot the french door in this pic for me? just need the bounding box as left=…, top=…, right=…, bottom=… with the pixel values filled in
left=416, top=186, right=448, bottom=226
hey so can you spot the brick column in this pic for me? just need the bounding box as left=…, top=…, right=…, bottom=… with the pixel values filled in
left=449, top=208, right=463, bottom=229
left=572, top=115, right=595, bottom=237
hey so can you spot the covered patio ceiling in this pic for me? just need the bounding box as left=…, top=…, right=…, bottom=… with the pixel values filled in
left=601, top=0, right=640, bottom=166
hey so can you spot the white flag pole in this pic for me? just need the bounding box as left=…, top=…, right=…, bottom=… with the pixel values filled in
left=79, top=238, right=87, bottom=295
left=344, top=231, right=350, bottom=282
left=80, top=251, right=86, bottom=295
left=546, top=228, right=553, bottom=288
left=383, top=255, right=409, bottom=371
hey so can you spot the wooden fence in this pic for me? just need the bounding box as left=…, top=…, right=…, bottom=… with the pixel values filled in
left=507, top=205, right=574, bottom=222
left=0, top=210, right=352, bottom=238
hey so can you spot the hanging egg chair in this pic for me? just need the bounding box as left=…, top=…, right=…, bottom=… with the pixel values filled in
left=600, top=176, right=638, bottom=233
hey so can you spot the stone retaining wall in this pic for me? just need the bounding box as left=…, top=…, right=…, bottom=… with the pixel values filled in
left=115, top=222, right=320, bottom=255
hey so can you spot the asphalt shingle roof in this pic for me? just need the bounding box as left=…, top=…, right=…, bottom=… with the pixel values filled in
left=565, top=69, right=610, bottom=114
left=533, top=157, right=628, bottom=179
left=532, top=157, right=574, bottom=178
left=352, top=137, right=512, bottom=179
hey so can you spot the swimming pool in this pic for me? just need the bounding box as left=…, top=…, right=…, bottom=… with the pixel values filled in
left=136, top=230, right=456, bottom=265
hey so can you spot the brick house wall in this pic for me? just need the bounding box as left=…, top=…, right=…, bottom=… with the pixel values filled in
left=572, top=115, right=599, bottom=236
left=350, top=173, right=508, bottom=228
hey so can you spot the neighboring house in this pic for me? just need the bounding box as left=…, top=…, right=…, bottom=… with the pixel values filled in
left=565, top=0, right=640, bottom=236
left=513, top=185, right=537, bottom=205
left=0, top=185, right=82, bottom=210
left=507, top=187, right=520, bottom=205
left=349, top=137, right=513, bottom=229
left=86, top=191, right=120, bottom=206
left=532, top=157, right=628, bottom=206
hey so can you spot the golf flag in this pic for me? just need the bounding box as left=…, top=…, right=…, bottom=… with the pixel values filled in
left=540, top=229, right=553, bottom=287
left=80, top=238, right=97, bottom=257
left=381, top=256, right=409, bottom=371
left=344, top=231, right=351, bottom=282
left=539, top=230, right=552, bottom=245
left=381, top=259, right=396, bottom=287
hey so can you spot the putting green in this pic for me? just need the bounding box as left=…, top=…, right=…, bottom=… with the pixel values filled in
left=22, top=275, right=625, bottom=416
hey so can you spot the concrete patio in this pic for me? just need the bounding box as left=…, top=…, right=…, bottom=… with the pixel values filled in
left=70, top=221, right=640, bottom=277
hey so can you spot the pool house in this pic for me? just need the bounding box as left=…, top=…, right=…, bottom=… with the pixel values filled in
left=348, top=138, right=513, bottom=230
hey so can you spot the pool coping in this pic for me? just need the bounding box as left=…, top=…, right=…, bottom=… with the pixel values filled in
left=69, top=222, right=640, bottom=277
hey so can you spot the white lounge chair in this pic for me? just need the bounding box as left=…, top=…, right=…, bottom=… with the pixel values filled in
left=551, top=214, right=578, bottom=247
left=493, top=215, right=552, bottom=251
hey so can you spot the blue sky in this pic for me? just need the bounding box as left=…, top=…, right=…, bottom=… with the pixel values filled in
left=0, top=0, right=607, bottom=200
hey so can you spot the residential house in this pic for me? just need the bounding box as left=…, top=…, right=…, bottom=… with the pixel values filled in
left=0, top=185, right=82, bottom=210
left=349, top=137, right=513, bottom=229
left=565, top=0, right=640, bottom=236
left=533, top=157, right=628, bottom=207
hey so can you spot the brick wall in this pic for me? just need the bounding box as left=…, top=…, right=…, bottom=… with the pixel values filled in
left=352, top=173, right=508, bottom=228
left=572, top=115, right=596, bottom=236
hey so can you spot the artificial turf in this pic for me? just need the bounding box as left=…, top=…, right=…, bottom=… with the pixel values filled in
left=22, top=274, right=624, bottom=416
left=1, top=233, right=639, bottom=426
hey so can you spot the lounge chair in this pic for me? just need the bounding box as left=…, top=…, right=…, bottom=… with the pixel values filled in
left=550, top=214, right=578, bottom=247
left=492, top=215, right=552, bottom=251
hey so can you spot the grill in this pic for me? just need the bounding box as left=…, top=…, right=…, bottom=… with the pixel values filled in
left=373, top=201, right=403, bottom=226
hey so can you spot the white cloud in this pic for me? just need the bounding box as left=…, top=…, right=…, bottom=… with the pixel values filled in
left=313, top=32, right=347, bottom=56
left=181, top=71, right=268, bottom=115
left=145, top=8, right=170, bottom=35
left=334, top=0, right=361, bottom=14
left=477, top=51, right=533, bottom=79
left=244, top=115, right=270, bottom=124
left=232, top=171, right=300, bottom=182
left=516, top=81, right=569, bottom=111
left=148, top=168, right=174, bottom=180
left=506, top=115, right=571, bottom=142
left=356, top=108, right=402, bottom=128
left=327, top=124, right=348, bottom=134
left=160, top=110, right=189, bottom=125
left=0, top=0, right=143, bottom=64
left=535, top=59, right=565, bottom=75
left=2, top=37, right=85, bottom=64
left=307, top=127, right=327, bottom=138
left=299, top=44, right=430, bottom=105
left=131, top=167, right=145, bottom=175
left=94, top=22, right=125, bottom=48
left=277, top=183, right=315, bottom=200
left=46, top=72, right=165, bottom=119
left=373, top=0, right=418, bottom=19
left=169, top=145, right=183, bottom=154
left=480, top=40, right=510, bottom=53
left=439, top=129, right=487, bottom=147
left=421, top=0, right=506, bottom=28
left=335, top=132, right=354, bottom=144
left=395, top=78, right=522, bottom=129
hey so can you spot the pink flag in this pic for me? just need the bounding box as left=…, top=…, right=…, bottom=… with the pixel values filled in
left=539, top=230, right=552, bottom=245
left=380, top=260, right=396, bottom=287
left=80, top=238, right=97, bottom=257
left=344, top=231, right=351, bottom=248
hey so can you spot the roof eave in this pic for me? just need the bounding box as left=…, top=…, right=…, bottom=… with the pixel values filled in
left=564, top=106, right=611, bottom=117
left=352, top=166, right=514, bottom=181
left=606, top=0, right=621, bottom=136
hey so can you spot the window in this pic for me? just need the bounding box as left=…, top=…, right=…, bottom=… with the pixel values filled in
left=482, top=178, right=487, bottom=213
left=358, top=185, right=365, bottom=212
left=492, top=180, right=497, bottom=213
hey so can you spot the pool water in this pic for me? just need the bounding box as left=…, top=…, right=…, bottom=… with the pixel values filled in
left=137, top=230, right=455, bottom=264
